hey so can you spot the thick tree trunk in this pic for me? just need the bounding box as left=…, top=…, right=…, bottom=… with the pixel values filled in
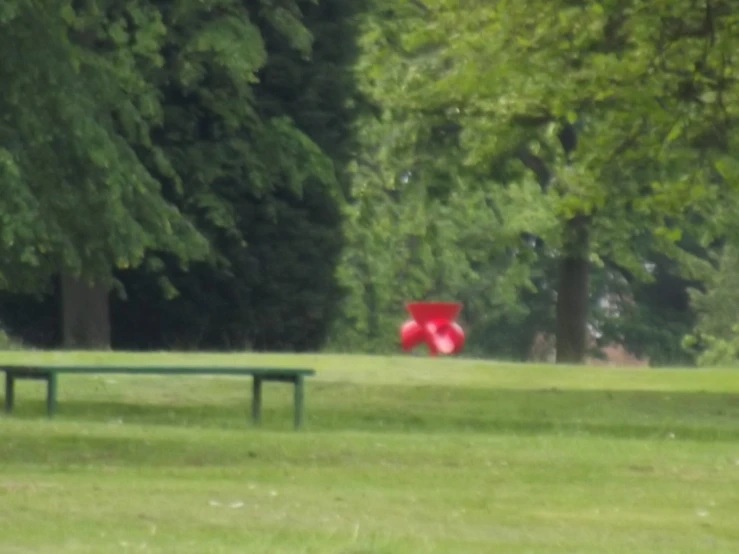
left=555, top=215, right=590, bottom=364
left=60, top=273, right=111, bottom=349
left=516, top=122, right=590, bottom=363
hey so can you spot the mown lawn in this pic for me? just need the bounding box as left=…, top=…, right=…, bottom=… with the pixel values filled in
left=1, top=352, right=738, bottom=553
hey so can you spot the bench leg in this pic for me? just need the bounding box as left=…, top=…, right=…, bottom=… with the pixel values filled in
left=46, top=373, right=57, bottom=417
left=293, top=376, right=304, bottom=430
left=251, top=376, right=262, bottom=425
left=4, top=372, right=14, bottom=414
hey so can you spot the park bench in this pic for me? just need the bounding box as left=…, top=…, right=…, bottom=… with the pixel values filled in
left=1, top=364, right=315, bottom=429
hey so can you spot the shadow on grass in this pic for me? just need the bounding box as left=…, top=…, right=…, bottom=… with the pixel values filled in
left=2, top=383, right=739, bottom=442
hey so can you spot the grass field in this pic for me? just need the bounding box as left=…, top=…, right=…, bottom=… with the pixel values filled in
left=1, top=352, right=739, bottom=553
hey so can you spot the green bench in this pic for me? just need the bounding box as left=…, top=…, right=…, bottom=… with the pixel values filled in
left=1, top=365, right=316, bottom=429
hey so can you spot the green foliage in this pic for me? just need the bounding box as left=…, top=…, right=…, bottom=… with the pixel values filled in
left=336, top=0, right=739, bottom=358
left=328, top=107, right=558, bottom=354
left=0, top=0, right=351, bottom=351
left=109, top=0, right=351, bottom=351
left=0, top=1, right=209, bottom=290
left=3, top=0, right=738, bottom=360
left=361, top=0, right=738, bottom=245
left=597, top=258, right=697, bottom=366
left=685, top=244, right=739, bottom=366
left=0, top=0, right=333, bottom=285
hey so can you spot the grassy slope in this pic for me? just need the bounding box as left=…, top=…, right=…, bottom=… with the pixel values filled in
left=1, top=352, right=738, bottom=553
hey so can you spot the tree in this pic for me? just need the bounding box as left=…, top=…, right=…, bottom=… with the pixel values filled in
left=685, top=223, right=739, bottom=366
left=589, top=247, right=705, bottom=366
left=1, top=0, right=354, bottom=351
left=0, top=1, right=215, bottom=346
left=684, top=245, right=739, bottom=366
left=353, top=0, right=739, bottom=362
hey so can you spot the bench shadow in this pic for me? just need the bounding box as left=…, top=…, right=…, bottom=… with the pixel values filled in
left=2, top=399, right=262, bottom=430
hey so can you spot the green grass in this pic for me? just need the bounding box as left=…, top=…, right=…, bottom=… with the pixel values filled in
left=1, top=352, right=739, bottom=553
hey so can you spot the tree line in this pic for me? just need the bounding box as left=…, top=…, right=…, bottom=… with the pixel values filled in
left=1, top=0, right=738, bottom=366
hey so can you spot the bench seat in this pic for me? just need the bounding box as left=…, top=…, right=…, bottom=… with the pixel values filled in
left=1, top=365, right=316, bottom=429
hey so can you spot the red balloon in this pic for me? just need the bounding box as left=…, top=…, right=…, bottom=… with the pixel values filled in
left=427, top=320, right=465, bottom=354
left=399, top=302, right=465, bottom=356
left=448, top=322, right=465, bottom=352
left=400, top=320, right=423, bottom=351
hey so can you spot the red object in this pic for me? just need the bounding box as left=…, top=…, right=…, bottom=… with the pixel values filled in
left=400, top=301, right=465, bottom=356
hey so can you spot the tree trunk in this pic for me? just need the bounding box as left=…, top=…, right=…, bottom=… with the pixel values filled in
left=555, top=215, right=590, bottom=364
left=60, top=273, right=111, bottom=349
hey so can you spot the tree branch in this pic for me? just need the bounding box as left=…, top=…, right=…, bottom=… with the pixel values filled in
left=516, top=146, right=551, bottom=190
